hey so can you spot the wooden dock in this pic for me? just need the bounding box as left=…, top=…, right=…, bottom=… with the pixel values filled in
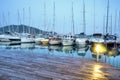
left=0, top=50, right=120, bottom=80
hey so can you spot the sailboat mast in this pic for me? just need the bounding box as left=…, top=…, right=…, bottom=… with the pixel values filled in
left=29, top=7, right=31, bottom=34
left=8, top=11, right=10, bottom=32
left=110, top=15, right=112, bottom=35
left=2, top=12, right=5, bottom=33
left=103, top=15, right=106, bottom=34
left=105, top=0, right=109, bottom=34
left=44, top=2, right=46, bottom=31
left=114, top=10, right=117, bottom=35
left=23, top=8, right=25, bottom=33
left=93, top=0, right=95, bottom=33
left=83, top=0, right=86, bottom=34
left=71, top=1, right=75, bottom=35
left=118, top=11, right=120, bottom=35
left=53, top=1, right=55, bottom=34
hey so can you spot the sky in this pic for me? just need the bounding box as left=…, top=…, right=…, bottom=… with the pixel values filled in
left=0, top=0, right=120, bottom=35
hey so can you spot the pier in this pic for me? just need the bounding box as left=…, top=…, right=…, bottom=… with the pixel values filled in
left=0, top=50, right=120, bottom=80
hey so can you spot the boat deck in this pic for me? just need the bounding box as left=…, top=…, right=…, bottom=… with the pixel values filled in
left=0, top=50, right=120, bottom=80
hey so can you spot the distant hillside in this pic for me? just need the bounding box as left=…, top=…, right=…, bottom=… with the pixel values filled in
left=0, top=25, right=57, bottom=35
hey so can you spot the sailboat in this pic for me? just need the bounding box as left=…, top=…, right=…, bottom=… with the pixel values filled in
left=0, top=12, right=21, bottom=43
left=89, top=0, right=105, bottom=44
left=49, top=1, right=62, bottom=45
left=62, top=2, right=75, bottom=46
left=21, top=8, right=35, bottom=43
left=75, top=0, right=88, bottom=47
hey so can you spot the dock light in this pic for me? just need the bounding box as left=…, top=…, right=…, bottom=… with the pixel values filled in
left=92, top=43, right=107, bottom=62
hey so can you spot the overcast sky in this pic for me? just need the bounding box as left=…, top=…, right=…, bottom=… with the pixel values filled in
left=0, top=0, right=120, bottom=35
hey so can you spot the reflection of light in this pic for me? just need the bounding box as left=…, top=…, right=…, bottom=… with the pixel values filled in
left=107, top=49, right=118, bottom=56
left=91, top=64, right=108, bottom=80
left=93, top=43, right=107, bottom=54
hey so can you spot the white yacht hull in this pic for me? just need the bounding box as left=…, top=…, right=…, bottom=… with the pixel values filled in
left=49, top=40, right=61, bottom=45
left=62, top=40, right=74, bottom=46
left=21, top=38, right=35, bottom=43
left=76, top=38, right=87, bottom=47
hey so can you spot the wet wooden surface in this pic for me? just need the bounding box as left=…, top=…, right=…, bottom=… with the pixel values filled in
left=0, top=50, right=120, bottom=80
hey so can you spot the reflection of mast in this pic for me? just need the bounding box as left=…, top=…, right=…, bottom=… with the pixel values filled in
left=83, top=0, right=86, bottom=34
left=71, top=1, right=75, bottom=35
left=53, top=1, right=55, bottom=34
left=93, top=0, right=96, bottom=33
left=105, top=0, right=109, bottom=34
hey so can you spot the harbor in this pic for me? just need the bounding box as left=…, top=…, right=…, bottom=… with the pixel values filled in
left=0, top=0, right=120, bottom=80
left=0, top=43, right=120, bottom=80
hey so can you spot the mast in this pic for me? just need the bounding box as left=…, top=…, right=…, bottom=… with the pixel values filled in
left=103, top=15, right=106, bottom=34
left=8, top=11, right=10, bottom=32
left=93, top=0, right=96, bottom=33
left=71, top=1, right=75, bottom=35
left=44, top=2, right=46, bottom=31
left=2, top=12, right=5, bottom=33
left=53, top=1, right=55, bottom=35
left=29, top=7, right=31, bottom=34
left=23, top=8, right=25, bottom=33
left=114, top=10, right=117, bottom=35
left=105, top=0, right=109, bottom=34
left=110, top=15, right=112, bottom=35
left=83, top=0, right=86, bottom=34
left=118, top=11, right=120, bottom=36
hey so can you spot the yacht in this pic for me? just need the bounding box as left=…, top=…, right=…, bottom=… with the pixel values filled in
left=20, top=33, right=35, bottom=43
left=89, top=33, right=105, bottom=44
left=0, top=32, right=21, bottom=43
left=75, top=33, right=88, bottom=47
left=49, top=36, right=62, bottom=45
left=62, top=34, right=74, bottom=46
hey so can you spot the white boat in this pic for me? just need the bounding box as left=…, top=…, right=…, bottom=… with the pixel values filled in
left=89, top=33, right=105, bottom=43
left=75, top=33, right=88, bottom=47
left=0, top=32, right=21, bottom=43
left=49, top=36, right=62, bottom=45
left=20, top=33, right=35, bottom=43
left=62, top=35, right=74, bottom=46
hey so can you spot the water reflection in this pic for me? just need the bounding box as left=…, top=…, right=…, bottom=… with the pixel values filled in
left=91, top=63, right=108, bottom=80
left=21, top=43, right=35, bottom=49
left=76, top=46, right=89, bottom=57
left=62, top=46, right=73, bottom=54
left=0, top=42, right=120, bottom=68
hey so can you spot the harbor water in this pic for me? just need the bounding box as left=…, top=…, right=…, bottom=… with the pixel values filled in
left=0, top=43, right=120, bottom=68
